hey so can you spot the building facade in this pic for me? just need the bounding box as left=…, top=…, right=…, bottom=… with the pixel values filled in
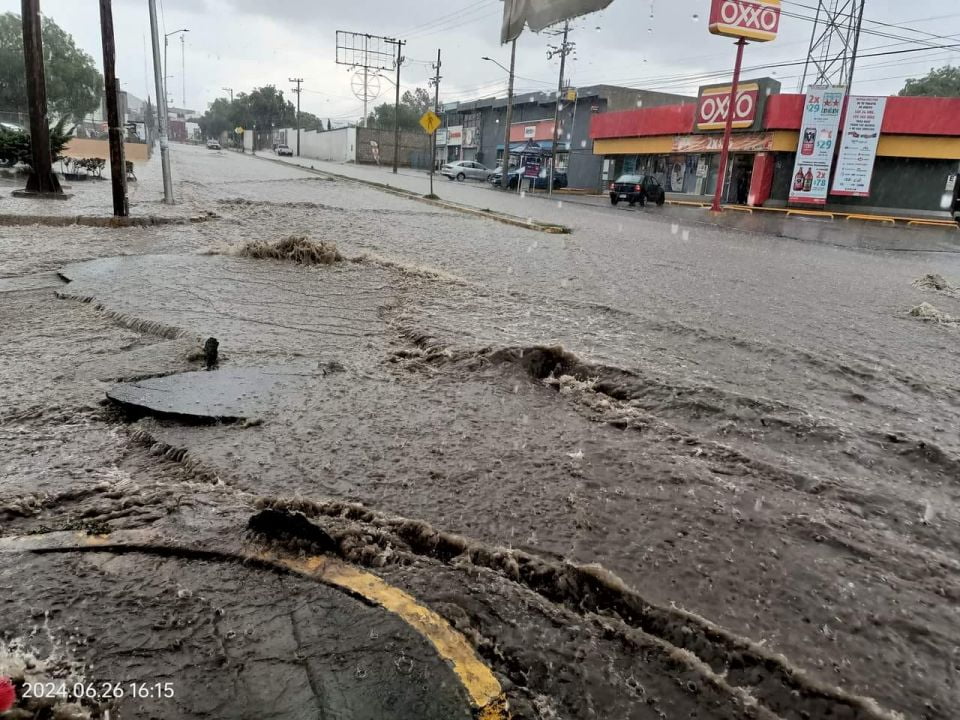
left=437, top=86, right=692, bottom=189
left=590, top=80, right=960, bottom=218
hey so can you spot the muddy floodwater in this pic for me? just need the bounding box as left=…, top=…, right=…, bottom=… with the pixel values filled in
left=2, top=145, right=959, bottom=720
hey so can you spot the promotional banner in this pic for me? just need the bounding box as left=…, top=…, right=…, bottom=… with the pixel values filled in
left=788, top=86, right=845, bottom=205
left=831, top=96, right=886, bottom=197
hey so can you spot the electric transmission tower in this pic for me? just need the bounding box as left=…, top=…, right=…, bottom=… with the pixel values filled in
left=799, top=0, right=866, bottom=90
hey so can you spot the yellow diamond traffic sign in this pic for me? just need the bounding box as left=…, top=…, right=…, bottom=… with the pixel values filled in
left=419, top=110, right=441, bottom=135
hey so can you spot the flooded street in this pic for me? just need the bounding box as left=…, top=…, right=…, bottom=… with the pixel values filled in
left=2, top=144, right=959, bottom=720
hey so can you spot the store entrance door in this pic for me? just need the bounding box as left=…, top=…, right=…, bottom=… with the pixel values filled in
left=725, top=154, right=755, bottom=204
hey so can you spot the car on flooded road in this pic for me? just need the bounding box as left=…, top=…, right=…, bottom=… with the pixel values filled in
left=275, top=144, right=293, bottom=156
left=609, top=174, right=666, bottom=207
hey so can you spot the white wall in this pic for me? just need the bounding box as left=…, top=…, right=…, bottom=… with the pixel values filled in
left=279, top=127, right=356, bottom=163
left=243, top=129, right=253, bottom=152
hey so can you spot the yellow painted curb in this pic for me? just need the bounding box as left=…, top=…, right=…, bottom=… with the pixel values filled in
left=0, top=530, right=509, bottom=720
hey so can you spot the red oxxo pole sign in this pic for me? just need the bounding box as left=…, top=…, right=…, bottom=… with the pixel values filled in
left=708, top=0, right=781, bottom=211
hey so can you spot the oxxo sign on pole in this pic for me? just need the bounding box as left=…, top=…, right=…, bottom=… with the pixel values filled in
left=707, top=0, right=781, bottom=212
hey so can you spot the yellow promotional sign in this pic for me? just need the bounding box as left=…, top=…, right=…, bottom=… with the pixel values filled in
left=419, top=110, right=441, bottom=135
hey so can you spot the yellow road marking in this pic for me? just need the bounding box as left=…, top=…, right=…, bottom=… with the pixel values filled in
left=0, top=531, right=509, bottom=719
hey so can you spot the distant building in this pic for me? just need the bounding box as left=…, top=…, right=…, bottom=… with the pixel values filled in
left=437, top=85, right=694, bottom=189
left=167, top=107, right=198, bottom=121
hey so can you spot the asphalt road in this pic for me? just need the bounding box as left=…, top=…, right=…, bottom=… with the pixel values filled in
left=2, top=143, right=959, bottom=720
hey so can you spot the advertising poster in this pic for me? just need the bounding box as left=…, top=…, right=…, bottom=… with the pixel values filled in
left=788, top=85, right=845, bottom=205
left=831, top=96, right=887, bottom=197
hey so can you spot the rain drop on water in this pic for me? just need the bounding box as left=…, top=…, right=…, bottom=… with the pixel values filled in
left=692, top=13, right=699, bottom=21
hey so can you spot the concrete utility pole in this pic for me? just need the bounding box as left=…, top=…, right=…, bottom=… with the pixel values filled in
left=18, top=0, right=62, bottom=196
left=148, top=0, right=174, bottom=203
left=222, top=87, right=234, bottom=102
left=428, top=49, right=442, bottom=196
left=289, top=77, right=303, bottom=156
left=98, top=0, right=128, bottom=216
left=547, top=20, right=572, bottom=196
left=387, top=38, right=405, bottom=174
left=501, top=40, right=517, bottom=190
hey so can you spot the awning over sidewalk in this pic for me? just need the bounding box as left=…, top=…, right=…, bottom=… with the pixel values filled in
left=495, top=141, right=569, bottom=153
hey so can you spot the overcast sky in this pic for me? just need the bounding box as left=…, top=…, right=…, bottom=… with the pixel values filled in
left=4, top=0, right=959, bottom=123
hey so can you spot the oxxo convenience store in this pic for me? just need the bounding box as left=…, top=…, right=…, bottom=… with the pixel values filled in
left=589, top=78, right=960, bottom=219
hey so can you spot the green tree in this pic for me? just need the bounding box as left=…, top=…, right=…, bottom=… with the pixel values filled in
left=326, top=118, right=332, bottom=131
left=0, top=12, right=103, bottom=123
left=198, top=97, right=234, bottom=138
left=297, top=111, right=322, bottom=132
left=898, top=65, right=960, bottom=97
left=366, top=86, right=432, bottom=131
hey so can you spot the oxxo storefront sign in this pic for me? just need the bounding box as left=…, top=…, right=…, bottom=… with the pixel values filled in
left=695, top=78, right=778, bottom=132
left=709, top=0, right=781, bottom=42
left=697, top=82, right=759, bottom=131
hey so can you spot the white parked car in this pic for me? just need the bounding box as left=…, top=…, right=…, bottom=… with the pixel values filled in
left=441, top=160, right=491, bottom=182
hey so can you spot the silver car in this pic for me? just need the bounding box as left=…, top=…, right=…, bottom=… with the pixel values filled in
left=441, top=160, right=491, bottom=182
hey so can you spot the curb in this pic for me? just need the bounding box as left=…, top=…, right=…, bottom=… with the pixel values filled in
left=251, top=153, right=571, bottom=235
left=0, top=213, right=218, bottom=228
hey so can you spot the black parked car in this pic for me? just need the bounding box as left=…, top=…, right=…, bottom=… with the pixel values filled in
left=609, top=174, right=666, bottom=207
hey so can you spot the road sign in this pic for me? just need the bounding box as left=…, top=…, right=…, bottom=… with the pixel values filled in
left=234, top=126, right=244, bottom=135
left=419, top=110, right=441, bottom=135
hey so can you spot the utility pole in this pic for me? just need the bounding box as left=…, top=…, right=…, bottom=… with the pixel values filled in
left=98, top=0, right=128, bottom=216
left=222, top=87, right=234, bottom=102
left=428, top=49, right=442, bottom=196
left=18, top=0, right=62, bottom=196
left=148, top=0, right=174, bottom=203
left=363, top=35, right=369, bottom=126
left=547, top=20, right=572, bottom=196
left=289, top=77, right=303, bottom=156
left=387, top=38, right=405, bottom=174
left=500, top=39, right=517, bottom=190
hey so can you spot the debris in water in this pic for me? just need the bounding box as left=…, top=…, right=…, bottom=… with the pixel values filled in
left=912, top=273, right=957, bottom=295
left=567, top=449, right=584, bottom=460
left=238, top=235, right=342, bottom=265
left=908, top=302, right=957, bottom=324
left=922, top=500, right=936, bottom=525
left=248, top=508, right=339, bottom=553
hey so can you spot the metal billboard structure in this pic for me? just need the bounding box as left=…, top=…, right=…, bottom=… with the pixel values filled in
left=335, top=30, right=405, bottom=173
left=799, top=0, right=866, bottom=90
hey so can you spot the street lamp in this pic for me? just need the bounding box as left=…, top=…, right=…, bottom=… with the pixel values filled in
left=164, top=29, right=188, bottom=110
left=482, top=44, right=517, bottom=191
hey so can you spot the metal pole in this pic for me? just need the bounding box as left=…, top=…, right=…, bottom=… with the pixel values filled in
left=392, top=40, right=404, bottom=174
left=148, top=0, right=174, bottom=203
left=362, top=35, right=369, bottom=127
left=548, top=21, right=569, bottom=197
left=180, top=34, right=185, bottom=106
left=711, top=38, right=746, bottom=213
left=430, top=48, right=441, bottom=197
left=845, top=0, right=865, bottom=91
left=19, top=0, right=61, bottom=194
left=99, top=0, right=128, bottom=216
left=500, top=38, right=516, bottom=190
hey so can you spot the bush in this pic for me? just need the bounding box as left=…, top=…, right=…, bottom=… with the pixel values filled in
left=0, top=119, right=73, bottom=167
